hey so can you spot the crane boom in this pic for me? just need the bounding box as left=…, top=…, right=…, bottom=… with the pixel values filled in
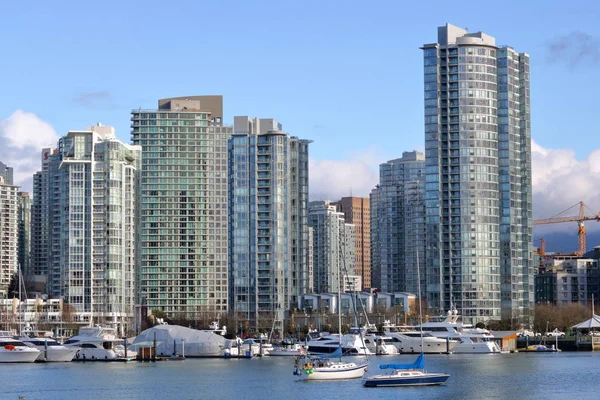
left=533, top=201, right=600, bottom=256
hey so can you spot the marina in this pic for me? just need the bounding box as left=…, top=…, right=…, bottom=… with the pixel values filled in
left=3, top=352, right=600, bottom=399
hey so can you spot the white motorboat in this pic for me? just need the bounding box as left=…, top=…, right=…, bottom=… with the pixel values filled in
left=382, top=321, right=457, bottom=354
left=351, top=325, right=398, bottom=355
left=17, top=330, right=78, bottom=362
left=306, top=332, right=372, bottom=356
left=415, top=310, right=501, bottom=353
left=64, top=326, right=135, bottom=361
left=0, top=331, right=40, bottom=363
left=268, top=343, right=305, bottom=356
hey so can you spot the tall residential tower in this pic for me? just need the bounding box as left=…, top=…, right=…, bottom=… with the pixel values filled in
left=422, top=24, right=533, bottom=324
left=0, top=175, right=18, bottom=297
left=333, top=197, right=371, bottom=290
left=228, top=117, right=310, bottom=331
left=132, top=96, right=232, bottom=319
left=370, top=151, right=426, bottom=295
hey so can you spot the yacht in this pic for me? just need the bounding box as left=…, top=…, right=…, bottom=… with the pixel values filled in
left=306, top=331, right=372, bottom=356
left=415, top=310, right=501, bottom=353
left=0, top=331, right=40, bottom=363
left=382, top=321, right=457, bottom=354
left=348, top=325, right=398, bottom=355
left=17, top=330, right=78, bottom=362
left=64, top=326, right=134, bottom=361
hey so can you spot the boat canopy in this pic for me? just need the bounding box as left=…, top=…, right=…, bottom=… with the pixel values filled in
left=323, top=346, right=343, bottom=359
left=379, top=353, right=424, bottom=370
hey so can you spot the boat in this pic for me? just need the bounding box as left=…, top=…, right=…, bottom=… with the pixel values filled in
left=382, top=321, right=458, bottom=354
left=517, top=344, right=560, bottom=353
left=363, top=249, right=449, bottom=387
left=268, top=343, right=305, bottom=356
left=64, top=326, right=135, bottom=361
left=294, top=241, right=369, bottom=380
left=17, top=329, right=78, bottom=362
left=414, top=310, right=501, bottom=353
left=294, top=349, right=369, bottom=380
left=362, top=354, right=450, bottom=387
left=0, top=331, right=40, bottom=363
left=305, top=331, right=372, bottom=356
left=351, top=325, right=398, bottom=355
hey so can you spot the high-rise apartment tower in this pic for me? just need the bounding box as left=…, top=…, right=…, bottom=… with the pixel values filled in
left=131, top=96, right=232, bottom=318
left=228, top=116, right=310, bottom=330
left=422, top=24, right=533, bottom=324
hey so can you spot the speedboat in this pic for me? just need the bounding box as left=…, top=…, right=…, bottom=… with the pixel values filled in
left=64, top=326, right=134, bottom=361
left=0, top=331, right=40, bottom=363
left=17, top=330, right=78, bottom=362
left=414, top=310, right=501, bottom=353
left=383, top=321, right=457, bottom=354
left=363, top=353, right=449, bottom=387
left=294, top=349, right=369, bottom=380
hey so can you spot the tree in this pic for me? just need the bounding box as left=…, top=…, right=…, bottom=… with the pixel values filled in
left=6, top=273, right=18, bottom=299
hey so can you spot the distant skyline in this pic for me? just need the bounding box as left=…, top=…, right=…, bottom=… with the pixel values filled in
left=1, top=0, right=600, bottom=237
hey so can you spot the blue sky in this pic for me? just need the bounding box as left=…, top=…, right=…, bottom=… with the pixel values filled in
left=2, top=0, right=600, bottom=240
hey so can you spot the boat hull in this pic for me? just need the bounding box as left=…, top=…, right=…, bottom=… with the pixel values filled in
left=363, top=373, right=450, bottom=387
left=297, top=362, right=369, bottom=380
left=0, top=348, right=40, bottom=363
left=450, top=342, right=499, bottom=354
left=34, top=347, right=79, bottom=362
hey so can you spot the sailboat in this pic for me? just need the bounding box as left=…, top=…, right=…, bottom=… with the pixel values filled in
left=293, top=237, right=369, bottom=380
left=362, top=250, right=450, bottom=387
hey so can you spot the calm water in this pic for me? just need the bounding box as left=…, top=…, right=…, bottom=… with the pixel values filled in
left=4, top=352, right=600, bottom=400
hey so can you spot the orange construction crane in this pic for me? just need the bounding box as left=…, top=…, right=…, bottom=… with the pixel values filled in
left=533, top=201, right=600, bottom=256
left=537, top=238, right=546, bottom=257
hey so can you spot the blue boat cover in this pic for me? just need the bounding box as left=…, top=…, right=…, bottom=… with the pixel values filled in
left=379, top=353, right=424, bottom=370
left=324, top=346, right=343, bottom=359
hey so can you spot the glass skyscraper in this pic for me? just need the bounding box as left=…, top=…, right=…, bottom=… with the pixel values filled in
left=0, top=173, right=18, bottom=297
left=228, top=117, right=310, bottom=331
left=422, top=24, right=533, bottom=325
left=370, top=151, right=426, bottom=295
left=132, top=96, right=232, bottom=319
left=42, top=124, right=139, bottom=333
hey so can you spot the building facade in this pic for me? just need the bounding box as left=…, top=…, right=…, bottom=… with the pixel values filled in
left=17, top=192, right=31, bottom=277
left=43, top=124, right=140, bottom=333
left=535, top=256, right=600, bottom=305
left=422, top=24, right=533, bottom=324
left=228, top=117, right=310, bottom=330
left=333, top=197, right=371, bottom=290
left=31, top=149, right=56, bottom=283
left=132, top=96, right=232, bottom=318
left=0, top=161, right=14, bottom=185
left=308, top=201, right=355, bottom=294
left=0, top=176, right=18, bottom=297
left=370, top=151, right=426, bottom=296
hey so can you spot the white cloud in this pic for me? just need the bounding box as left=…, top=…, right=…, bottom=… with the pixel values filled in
left=0, top=111, right=59, bottom=191
left=532, top=139, right=600, bottom=234
left=309, top=145, right=383, bottom=201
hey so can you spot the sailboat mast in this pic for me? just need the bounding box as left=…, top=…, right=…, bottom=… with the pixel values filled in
left=417, top=250, right=424, bottom=352
left=18, top=264, right=22, bottom=333
left=338, top=239, right=342, bottom=346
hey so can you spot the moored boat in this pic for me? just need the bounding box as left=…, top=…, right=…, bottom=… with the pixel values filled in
left=0, top=331, right=40, bottom=363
